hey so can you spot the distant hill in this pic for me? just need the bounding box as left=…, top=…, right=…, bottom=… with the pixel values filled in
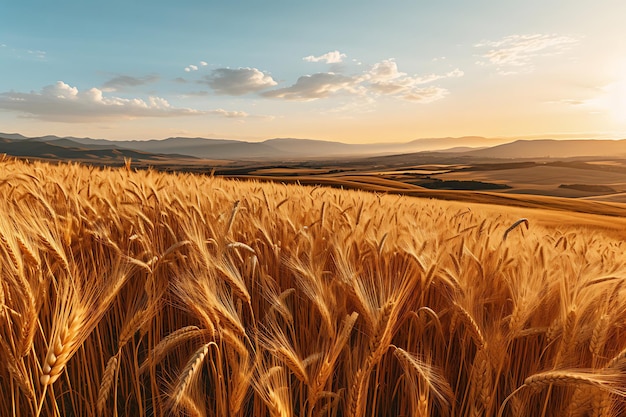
left=1, top=133, right=498, bottom=160
left=10, top=133, right=625, bottom=162
left=72, top=137, right=284, bottom=160
left=66, top=136, right=408, bottom=159
left=405, top=136, right=505, bottom=151
left=72, top=136, right=232, bottom=150
left=36, top=138, right=124, bottom=150
left=259, top=137, right=502, bottom=157
left=0, top=133, right=30, bottom=140
left=437, top=146, right=489, bottom=153
left=0, top=137, right=194, bottom=162
left=468, top=139, right=626, bottom=159
left=262, top=138, right=359, bottom=157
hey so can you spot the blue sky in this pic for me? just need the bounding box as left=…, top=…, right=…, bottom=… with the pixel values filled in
left=1, top=0, right=626, bottom=142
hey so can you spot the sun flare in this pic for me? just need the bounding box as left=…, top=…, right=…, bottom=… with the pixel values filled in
left=608, top=77, right=626, bottom=124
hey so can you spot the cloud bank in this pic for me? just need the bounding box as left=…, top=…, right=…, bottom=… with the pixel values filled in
left=364, top=59, right=463, bottom=101
left=202, top=67, right=277, bottom=95
left=262, top=59, right=463, bottom=102
left=209, top=109, right=249, bottom=118
left=262, top=72, right=360, bottom=100
left=0, top=81, right=247, bottom=122
left=475, top=33, right=577, bottom=73
left=28, top=50, right=47, bottom=60
left=303, top=50, right=347, bottom=64
left=102, top=74, right=159, bottom=91
left=179, top=52, right=463, bottom=104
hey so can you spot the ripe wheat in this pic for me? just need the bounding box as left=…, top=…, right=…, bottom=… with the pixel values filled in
left=0, top=157, right=625, bottom=416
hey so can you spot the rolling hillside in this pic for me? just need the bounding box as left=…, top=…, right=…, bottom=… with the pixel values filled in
left=468, top=139, right=626, bottom=159
left=0, top=137, right=180, bottom=161
left=1, top=133, right=509, bottom=160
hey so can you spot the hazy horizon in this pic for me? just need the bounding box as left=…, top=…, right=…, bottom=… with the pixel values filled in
left=2, top=131, right=626, bottom=145
left=2, top=1, right=626, bottom=143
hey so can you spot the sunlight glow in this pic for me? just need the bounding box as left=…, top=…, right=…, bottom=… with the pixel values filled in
left=609, top=78, right=626, bottom=124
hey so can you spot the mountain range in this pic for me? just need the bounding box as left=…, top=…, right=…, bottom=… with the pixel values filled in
left=1, top=133, right=626, bottom=162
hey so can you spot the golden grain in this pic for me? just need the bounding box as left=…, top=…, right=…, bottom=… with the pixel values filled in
left=0, top=159, right=625, bottom=417
left=97, top=355, right=118, bottom=416
left=171, top=343, right=211, bottom=409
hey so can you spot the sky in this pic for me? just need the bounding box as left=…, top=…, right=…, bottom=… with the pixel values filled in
left=1, top=0, right=626, bottom=143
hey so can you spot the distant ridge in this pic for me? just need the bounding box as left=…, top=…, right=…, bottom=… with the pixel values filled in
left=406, top=136, right=503, bottom=148
left=5, top=133, right=623, bottom=162
left=1, top=133, right=504, bottom=160
left=468, top=139, right=626, bottom=159
left=0, top=137, right=196, bottom=161
left=0, top=133, right=30, bottom=140
left=71, top=137, right=282, bottom=159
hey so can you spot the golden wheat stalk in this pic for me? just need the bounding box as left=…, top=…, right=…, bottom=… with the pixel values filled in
left=524, top=369, right=626, bottom=396
left=97, top=355, right=118, bottom=416
left=393, top=347, right=454, bottom=409
left=0, top=338, right=35, bottom=403
left=226, top=200, right=240, bottom=236
left=3, top=157, right=626, bottom=417
left=170, top=343, right=212, bottom=409
left=502, top=218, right=529, bottom=241
left=139, top=326, right=203, bottom=374
left=40, top=305, right=86, bottom=386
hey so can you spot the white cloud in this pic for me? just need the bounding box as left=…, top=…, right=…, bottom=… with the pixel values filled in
left=210, top=109, right=249, bottom=118
left=262, top=72, right=361, bottom=101
left=303, top=50, right=347, bottom=64
left=475, top=33, right=577, bottom=73
left=364, top=59, right=463, bottom=99
left=446, top=68, right=464, bottom=78
left=261, top=59, right=462, bottom=103
left=366, top=59, right=463, bottom=85
left=200, top=61, right=208, bottom=66
left=402, top=87, right=449, bottom=103
left=185, top=64, right=199, bottom=72
left=366, top=59, right=406, bottom=82
left=203, top=67, right=277, bottom=95
left=102, top=74, right=159, bottom=91
left=0, top=81, right=206, bottom=122
left=27, top=50, right=46, bottom=59
left=176, top=56, right=461, bottom=105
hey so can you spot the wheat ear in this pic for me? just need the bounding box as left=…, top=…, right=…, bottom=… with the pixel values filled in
left=503, top=218, right=529, bottom=241
left=453, top=302, right=486, bottom=348
left=14, top=273, right=38, bottom=357
left=97, top=354, right=118, bottom=416
left=498, top=369, right=624, bottom=417
left=171, top=343, right=213, bottom=409
left=16, top=234, right=40, bottom=266
left=139, top=326, right=202, bottom=374
left=226, top=200, right=240, bottom=236
left=0, top=338, right=35, bottom=402
left=347, top=302, right=396, bottom=417
left=524, top=369, right=626, bottom=396
left=40, top=306, right=85, bottom=386
left=394, top=347, right=454, bottom=408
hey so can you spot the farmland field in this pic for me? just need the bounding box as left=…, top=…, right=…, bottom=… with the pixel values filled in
left=1, top=157, right=626, bottom=416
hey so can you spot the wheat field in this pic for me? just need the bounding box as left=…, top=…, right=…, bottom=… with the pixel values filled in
left=0, top=157, right=625, bottom=417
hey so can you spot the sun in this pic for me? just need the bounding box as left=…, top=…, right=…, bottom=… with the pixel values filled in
left=608, top=78, right=626, bottom=124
